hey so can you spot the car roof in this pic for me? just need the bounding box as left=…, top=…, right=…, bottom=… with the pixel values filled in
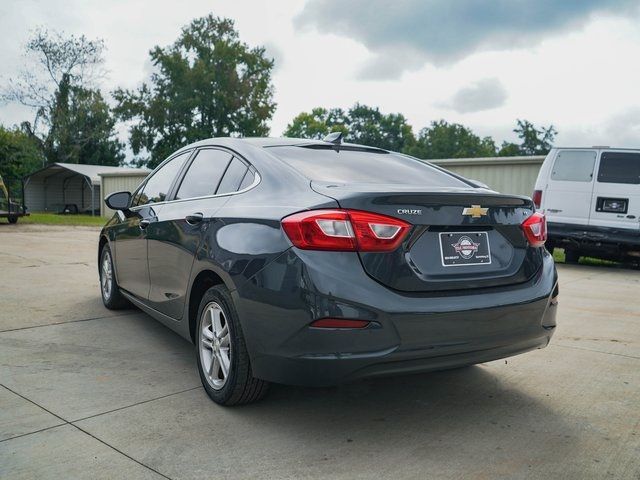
left=177, top=136, right=389, bottom=152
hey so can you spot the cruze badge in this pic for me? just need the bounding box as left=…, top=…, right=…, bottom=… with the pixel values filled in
left=397, top=208, right=422, bottom=215
left=462, top=205, right=488, bottom=218
left=451, top=236, right=480, bottom=259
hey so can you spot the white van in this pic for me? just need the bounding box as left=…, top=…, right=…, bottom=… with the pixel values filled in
left=533, top=147, right=640, bottom=263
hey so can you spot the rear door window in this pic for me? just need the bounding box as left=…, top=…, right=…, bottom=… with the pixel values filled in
left=597, top=152, right=640, bottom=184
left=176, top=149, right=233, bottom=200
left=550, top=150, right=596, bottom=182
left=216, top=157, right=249, bottom=194
left=238, top=170, right=255, bottom=190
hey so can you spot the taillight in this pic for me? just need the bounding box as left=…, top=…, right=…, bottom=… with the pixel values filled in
left=532, top=190, right=542, bottom=209
left=281, top=209, right=411, bottom=252
left=522, top=212, right=547, bottom=247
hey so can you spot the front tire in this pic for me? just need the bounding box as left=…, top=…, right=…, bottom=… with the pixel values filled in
left=100, top=244, right=130, bottom=310
left=8, top=216, right=18, bottom=224
left=196, top=285, right=269, bottom=406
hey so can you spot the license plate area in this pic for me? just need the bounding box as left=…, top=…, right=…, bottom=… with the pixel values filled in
left=439, top=231, right=491, bottom=267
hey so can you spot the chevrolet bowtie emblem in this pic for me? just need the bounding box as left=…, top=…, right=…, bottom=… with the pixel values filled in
left=462, top=205, right=488, bottom=218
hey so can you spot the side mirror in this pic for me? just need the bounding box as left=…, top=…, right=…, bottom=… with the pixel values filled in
left=105, top=191, right=132, bottom=211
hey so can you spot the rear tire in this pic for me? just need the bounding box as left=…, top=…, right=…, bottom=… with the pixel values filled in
left=196, top=285, right=269, bottom=406
left=8, top=216, right=17, bottom=224
left=99, top=244, right=130, bottom=310
left=564, top=249, right=580, bottom=264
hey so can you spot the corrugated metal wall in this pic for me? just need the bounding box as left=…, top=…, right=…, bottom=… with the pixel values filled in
left=25, top=174, right=100, bottom=213
left=100, top=173, right=149, bottom=216
left=430, top=156, right=545, bottom=197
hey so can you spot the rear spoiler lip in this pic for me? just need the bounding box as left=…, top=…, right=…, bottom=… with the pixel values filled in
left=310, top=181, right=534, bottom=209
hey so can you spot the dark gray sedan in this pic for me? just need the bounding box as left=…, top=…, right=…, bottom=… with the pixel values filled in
left=99, top=136, right=558, bottom=405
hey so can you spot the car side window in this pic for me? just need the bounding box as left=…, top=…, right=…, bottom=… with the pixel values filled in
left=176, top=149, right=233, bottom=200
left=238, top=169, right=255, bottom=190
left=133, top=151, right=190, bottom=206
left=550, top=150, right=596, bottom=182
left=216, top=157, right=249, bottom=195
left=597, top=152, right=640, bottom=185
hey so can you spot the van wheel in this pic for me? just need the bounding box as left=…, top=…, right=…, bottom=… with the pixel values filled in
left=564, top=250, right=580, bottom=264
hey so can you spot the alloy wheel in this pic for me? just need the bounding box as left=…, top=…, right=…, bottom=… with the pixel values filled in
left=199, top=302, right=232, bottom=390
left=101, top=252, right=113, bottom=300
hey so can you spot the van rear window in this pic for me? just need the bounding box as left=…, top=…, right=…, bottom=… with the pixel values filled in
left=597, top=152, right=640, bottom=184
left=551, top=150, right=596, bottom=182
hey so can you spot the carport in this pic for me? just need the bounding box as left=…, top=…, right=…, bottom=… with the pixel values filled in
left=23, top=163, right=148, bottom=215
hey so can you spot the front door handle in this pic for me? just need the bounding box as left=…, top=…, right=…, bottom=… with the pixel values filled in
left=139, top=219, right=150, bottom=229
left=185, top=212, right=204, bottom=225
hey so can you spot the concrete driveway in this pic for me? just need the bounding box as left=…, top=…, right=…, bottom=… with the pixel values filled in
left=1, top=224, right=638, bottom=479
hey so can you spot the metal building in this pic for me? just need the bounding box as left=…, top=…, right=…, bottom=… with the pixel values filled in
left=24, top=163, right=149, bottom=215
left=99, top=170, right=150, bottom=217
left=431, top=156, right=545, bottom=196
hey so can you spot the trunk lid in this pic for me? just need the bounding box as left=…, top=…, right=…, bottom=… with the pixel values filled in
left=312, top=182, right=541, bottom=292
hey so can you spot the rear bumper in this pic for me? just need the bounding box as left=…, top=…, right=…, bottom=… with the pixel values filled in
left=548, top=221, right=640, bottom=252
left=235, top=248, right=557, bottom=387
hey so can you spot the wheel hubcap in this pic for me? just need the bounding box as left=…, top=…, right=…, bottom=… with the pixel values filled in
left=101, top=253, right=112, bottom=300
left=199, top=302, right=231, bottom=390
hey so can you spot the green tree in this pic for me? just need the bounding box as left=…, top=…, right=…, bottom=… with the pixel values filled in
left=114, top=15, right=276, bottom=167
left=46, top=83, right=124, bottom=165
left=498, top=119, right=557, bottom=156
left=347, top=104, right=415, bottom=152
left=514, top=119, right=557, bottom=155
left=283, top=103, right=415, bottom=152
left=283, top=107, right=348, bottom=139
left=497, top=141, right=521, bottom=157
left=0, top=125, right=44, bottom=195
left=2, top=29, right=123, bottom=166
left=405, top=120, right=497, bottom=159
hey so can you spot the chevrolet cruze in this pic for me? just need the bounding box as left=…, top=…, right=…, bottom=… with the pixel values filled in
left=99, top=135, right=558, bottom=405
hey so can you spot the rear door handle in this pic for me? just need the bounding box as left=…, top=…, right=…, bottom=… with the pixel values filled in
left=185, top=212, right=204, bottom=225
left=139, top=219, right=150, bottom=229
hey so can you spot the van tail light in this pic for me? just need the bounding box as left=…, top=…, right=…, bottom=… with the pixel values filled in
left=281, top=209, right=411, bottom=252
left=532, top=190, right=542, bottom=209
left=522, top=212, right=547, bottom=247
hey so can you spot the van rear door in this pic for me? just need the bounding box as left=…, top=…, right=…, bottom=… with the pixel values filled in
left=589, top=150, right=640, bottom=231
left=541, top=149, right=597, bottom=225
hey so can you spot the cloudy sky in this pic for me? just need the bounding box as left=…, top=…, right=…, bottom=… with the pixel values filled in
left=1, top=0, right=640, bottom=150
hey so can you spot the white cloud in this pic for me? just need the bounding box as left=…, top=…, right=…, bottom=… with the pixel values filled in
left=438, top=78, right=508, bottom=114
left=1, top=0, right=640, bottom=156
left=296, top=0, right=640, bottom=76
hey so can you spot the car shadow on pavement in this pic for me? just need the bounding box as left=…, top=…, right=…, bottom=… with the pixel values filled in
left=223, top=365, right=580, bottom=463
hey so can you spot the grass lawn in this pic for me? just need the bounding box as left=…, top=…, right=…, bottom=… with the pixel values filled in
left=17, top=212, right=109, bottom=226
left=551, top=247, right=620, bottom=267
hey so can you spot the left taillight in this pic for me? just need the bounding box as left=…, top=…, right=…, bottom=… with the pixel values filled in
left=281, top=209, right=411, bottom=252
left=521, top=212, right=547, bottom=247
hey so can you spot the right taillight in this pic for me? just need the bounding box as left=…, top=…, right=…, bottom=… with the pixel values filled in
left=522, top=212, right=547, bottom=247
left=281, top=209, right=411, bottom=252
left=532, top=190, right=542, bottom=209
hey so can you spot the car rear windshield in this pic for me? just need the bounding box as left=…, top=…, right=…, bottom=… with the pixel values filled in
left=267, top=146, right=469, bottom=187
